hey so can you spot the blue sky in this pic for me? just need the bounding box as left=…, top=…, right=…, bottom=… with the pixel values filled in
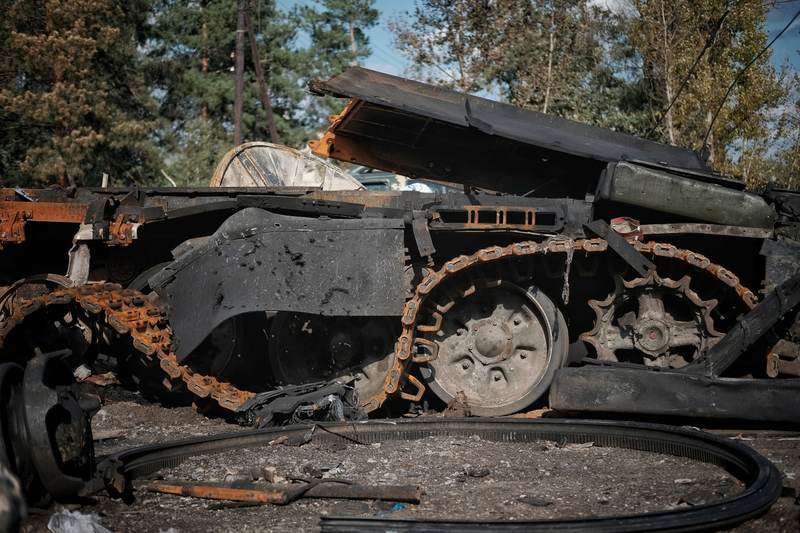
left=767, top=1, right=800, bottom=72
left=283, top=0, right=799, bottom=77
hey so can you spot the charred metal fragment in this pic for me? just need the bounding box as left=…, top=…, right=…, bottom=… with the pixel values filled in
left=0, top=350, right=99, bottom=505
left=761, top=238, right=800, bottom=291
left=585, top=219, right=654, bottom=276
left=411, top=210, right=435, bottom=258
left=549, top=366, right=800, bottom=424
left=639, top=223, right=773, bottom=239
left=149, top=208, right=405, bottom=358
left=235, top=381, right=365, bottom=428
left=684, top=272, right=800, bottom=376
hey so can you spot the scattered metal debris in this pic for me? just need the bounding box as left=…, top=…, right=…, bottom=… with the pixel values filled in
left=146, top=479, right=422, bottom=505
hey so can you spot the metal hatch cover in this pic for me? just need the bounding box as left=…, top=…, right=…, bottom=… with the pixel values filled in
left=309, top=67, right=710, bottom=195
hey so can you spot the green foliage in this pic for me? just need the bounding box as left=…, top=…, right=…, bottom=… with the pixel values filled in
left=147, top=0, right=377, bottom=185
left=146, top=0, right=304, bottom=184
left=0, top=0, right=376, bottom=187
left=0, top=0, right=795, bottom=189
left=392, top=0, right=798, bottom=188
left=628, top=0, right=791, bottom=186
left=299, top=0, right=379, bottom=75
left=0, top=0, right=160, bottom=187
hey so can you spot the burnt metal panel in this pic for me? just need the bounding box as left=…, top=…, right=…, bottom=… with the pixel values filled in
left=149, top=208, right=406, bottom=359
left=761, top=238, right=800, bottom=292
left=597, top=162, right=776, bottom=228
left=684, top=271, right=800, bottom=376
left=549, top=366, right=800, bottom=423
left=310, top=67, right=710, bottom=172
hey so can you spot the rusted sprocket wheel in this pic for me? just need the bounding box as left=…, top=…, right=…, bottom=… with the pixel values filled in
left=581, top=272, right=723, bottom=368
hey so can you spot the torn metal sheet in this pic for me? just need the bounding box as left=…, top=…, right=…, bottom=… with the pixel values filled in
left=309, top=67, right=709, bottom=172
left=149, top=208, right=406, bottom=358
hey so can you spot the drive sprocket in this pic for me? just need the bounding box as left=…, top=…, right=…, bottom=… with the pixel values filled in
left=581, top=272, right=723, bottom=368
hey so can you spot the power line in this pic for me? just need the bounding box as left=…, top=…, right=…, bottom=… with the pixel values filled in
left=701, top=6, right=800, bottom=151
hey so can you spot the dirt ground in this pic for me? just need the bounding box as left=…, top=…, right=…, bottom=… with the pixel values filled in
left=21, top=387, right=800, bottom=533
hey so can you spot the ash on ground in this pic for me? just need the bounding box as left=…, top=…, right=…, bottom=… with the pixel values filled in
left=21, top=387, right=800, bottom=533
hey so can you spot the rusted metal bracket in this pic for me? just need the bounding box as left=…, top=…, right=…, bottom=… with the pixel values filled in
left=766, top=339, right=800, bottom=377
left=147, top=480, right=421, bottom=505
left=411, top=210, right=435, bottom=258
left=107, top=214, right=137, bottom=246
left=0, top=209, right=26, bottom=247
left=584, top=219, right=654, bottom=276
left=0, top=201, right=89, bottom=247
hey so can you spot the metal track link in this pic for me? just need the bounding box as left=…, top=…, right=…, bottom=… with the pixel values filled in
left=0, top=284, right=255, bottom=412
left=376, top=238, right=758, bottom=411
left=0, top=238, right=758, bottom=416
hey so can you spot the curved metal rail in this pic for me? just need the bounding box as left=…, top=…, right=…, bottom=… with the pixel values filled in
left=103, top=418, right=781, bottom=532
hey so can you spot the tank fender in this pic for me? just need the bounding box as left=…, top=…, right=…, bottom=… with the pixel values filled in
left=149, top=207, right=406, bottom=359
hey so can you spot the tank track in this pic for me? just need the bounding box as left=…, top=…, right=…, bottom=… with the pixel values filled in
left=377, top=238, right=758, bottom=411
left=0, top=239, right=758, bottom=417
left=0, top=284, right=255, bottom=412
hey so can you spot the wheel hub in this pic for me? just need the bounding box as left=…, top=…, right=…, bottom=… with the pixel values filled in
left=419, top=280, right=567, bottom=416
left=472, top=319, right=513, bottom=361
left=636, top=319, right=671, bottom=354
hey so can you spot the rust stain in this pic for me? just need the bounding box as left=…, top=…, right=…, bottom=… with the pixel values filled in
left=147, top=482, right=289, bottom=504
left=0, top=201, right=88, bottom=246
left=308, top=98, right=360, bottom=159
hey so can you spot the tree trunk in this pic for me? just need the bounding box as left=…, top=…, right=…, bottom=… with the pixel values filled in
left=705, top=110, right=715, bottom=164
left=201, top=21, right=209, bottom=121
left=543, top=7, right=556, bottom=114
left=659, top=0, right=676, bottom=145
left=348, top=18, right=357, bottom=65
left=234, top=0, right=246, bottom=146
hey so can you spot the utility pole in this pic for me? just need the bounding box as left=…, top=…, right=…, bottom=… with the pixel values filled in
left=234, top=0, right=246, bottom=146
left=244, top=3, right=280, bottom=143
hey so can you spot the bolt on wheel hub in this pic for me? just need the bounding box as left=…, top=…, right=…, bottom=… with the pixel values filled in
left=636, top=319, right=670, bottom=353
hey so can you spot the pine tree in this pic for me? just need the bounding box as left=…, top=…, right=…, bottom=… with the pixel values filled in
left=145, top=0, right=307, bottom=184
left=0, top=0, right=160, bottom=187
left=146, top=0, right=376, bottom=184
left=300, top=0, right=379, bottom=73
left=299, top=0, right=379, bottom=140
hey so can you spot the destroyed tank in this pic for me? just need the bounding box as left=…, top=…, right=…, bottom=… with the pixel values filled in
left=1, top=67, right=799, bottom=427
